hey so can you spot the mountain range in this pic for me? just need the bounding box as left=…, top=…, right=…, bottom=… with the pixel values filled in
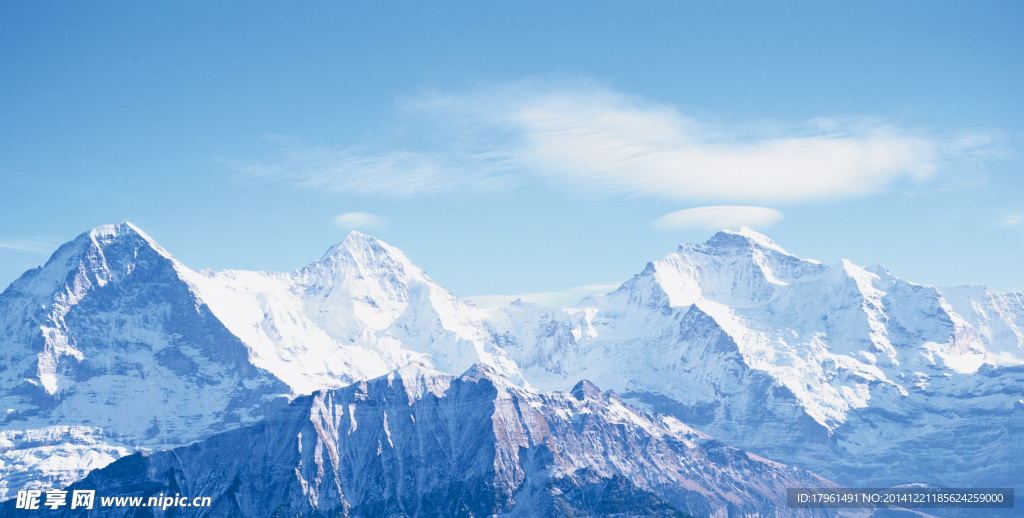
left=1, top=223, right=1020, bottom=515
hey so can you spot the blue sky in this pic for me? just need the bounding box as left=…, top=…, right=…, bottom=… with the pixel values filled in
left=2, top=1, right=1022, bottom=305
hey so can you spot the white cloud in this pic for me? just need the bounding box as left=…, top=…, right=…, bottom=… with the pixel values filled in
left=334, top=212, right=386, bottom=230
left=495, top=88, right=936, bottom=202
left=233, top=81, right=977, bottom=203
left=653, top=206, right=784, bottom=231
left=1001, top=215, right=1022, bottom=227
left=465, top=283, right=621, bottom=309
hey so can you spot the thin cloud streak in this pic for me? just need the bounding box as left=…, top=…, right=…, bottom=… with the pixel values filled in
left=0, top=238, right=62, bottom=253
left=1001, top=215, right=1022, bottom=227
left=654, top=206, right=784, bottom=231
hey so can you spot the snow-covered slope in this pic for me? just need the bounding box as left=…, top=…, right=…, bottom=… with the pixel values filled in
left=183, top=230, right=524, bottom=393
left=4, top=364, right=848, bottom=518
left=484, top=228, right=1024, bottom=490
left=0, top=224, right=521, bottom=499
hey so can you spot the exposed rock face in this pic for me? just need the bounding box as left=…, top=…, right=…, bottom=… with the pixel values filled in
left=1, top=365, right=841, bottom=518
left=0, top=223, right=290, bottom=498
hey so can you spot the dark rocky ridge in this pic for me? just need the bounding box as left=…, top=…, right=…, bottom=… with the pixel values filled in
left=2, top=364, right=843, bottom=518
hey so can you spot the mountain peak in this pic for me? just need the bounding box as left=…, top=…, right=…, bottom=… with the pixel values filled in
left=6, top=222, right=178, bottom=300
left=317, top=231, right=410, bottom=266
left=570, top=379, right=604, bottom=402
left=85, top=222, right=172, bottom=259
left=304, top=232, right=425, bottom=299
left=707, top=226, right=790, bottom=255
left=88, top=221, right=143, bottom=238
left=342, top=229, right=372, bottom=242
left=460, top=361, right=503, bottom=383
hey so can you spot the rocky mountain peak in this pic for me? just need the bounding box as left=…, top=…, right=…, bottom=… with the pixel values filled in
left=569, top=379, right=603, bottom=402
left=4, top=222, right=177, bottom=301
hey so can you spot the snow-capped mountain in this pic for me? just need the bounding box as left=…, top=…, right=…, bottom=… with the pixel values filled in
left=0, top=224, right=520, bottom=500
left=3, top=363, right=846, bottom=518
left=483, top=227, right=1024, bottom=491
left=2, top=222, right=1021, bottom=506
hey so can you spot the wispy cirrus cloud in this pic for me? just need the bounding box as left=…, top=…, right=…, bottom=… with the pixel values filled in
left=226, top=141, right=515, bottom=197
left=229, top=81, right=987, bottom=203
left=653, top=206, right=784, bottom=231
